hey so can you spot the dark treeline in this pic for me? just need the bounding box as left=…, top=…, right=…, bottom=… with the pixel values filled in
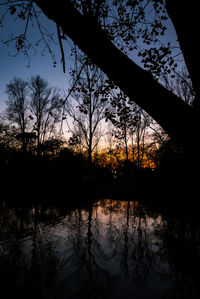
left=0, top=0, right=199, bottom=208
left=0, top=2, right=199, bottom=299
left=0, top=74, right=191, bottom=206
left=0, top=119, right=188, bottom=207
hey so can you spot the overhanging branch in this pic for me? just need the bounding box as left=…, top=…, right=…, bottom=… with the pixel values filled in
left=34, top=0, right=198, bottom=148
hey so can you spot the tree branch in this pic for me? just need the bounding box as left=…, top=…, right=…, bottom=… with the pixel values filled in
left=56, top=24, right=66, bottom=73
left=34, top=0, right=198, bottom=148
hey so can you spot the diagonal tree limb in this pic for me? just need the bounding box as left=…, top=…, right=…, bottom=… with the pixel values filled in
left=34, top=0, right=198, bottom=148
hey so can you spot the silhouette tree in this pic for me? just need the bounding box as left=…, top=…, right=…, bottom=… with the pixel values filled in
left=15, top=132, right=36, bottom=154
left=132, top=110, right=150, bottom=168
left=31, top=0, right=199, bottom=149
left=66, top=60, right=108, bottom=173
left=161, top=67, right=195, bottom=106
left=5, top=77, right=30, bottom=152
left=1, top=0, right=198, bottom=148
left=106, top=91, right=136, bottom=162
left=29, top=75, right=62, bottom=155
left=40, top=137, right=64, bottom=157
left=3, top=76, right=62, bottom=155
left=0, top=120, right=18, bottom=168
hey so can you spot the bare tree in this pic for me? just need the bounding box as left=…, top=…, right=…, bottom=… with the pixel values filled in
left=1, top=0, right=199, bottom=148
left=32, top=0, right=199, bottom=149
left=66, top=59, right=108, bottom=172
left=68, top=121, right=86, bottom=155
left=133, top=110, right=150, bottom=168
left=29, top=75, right=62, bottom=155
left=5, top=77, right=30, bottom=152
left=6, top=78, right=29, bottom=133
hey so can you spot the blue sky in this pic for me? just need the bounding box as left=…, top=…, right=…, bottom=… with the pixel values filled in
left=0, top=3, right=73, bottom=111
left=0, top=1, right=182, bottom=113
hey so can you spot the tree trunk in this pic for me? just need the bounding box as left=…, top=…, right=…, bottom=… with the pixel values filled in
left=34, top=0, right=199, bottom=149
left=88, top=82, right=93, bottom=179
left=88, top=144, right=92, bottom=179
left=37, top=123, right=41, bottom=156
left=124, top=131, right=129, bottom=162
left=22, top=137, right=27, bottom=154
left=166, top=0, right=200, bottom=107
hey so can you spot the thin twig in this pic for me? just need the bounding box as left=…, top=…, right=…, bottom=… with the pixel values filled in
left=56, top=24, right=66, bottom=73
left=60, top=59, right=88, bottom=132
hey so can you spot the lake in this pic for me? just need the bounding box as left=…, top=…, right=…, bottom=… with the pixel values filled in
left=0, top=198, right=199, bottom=298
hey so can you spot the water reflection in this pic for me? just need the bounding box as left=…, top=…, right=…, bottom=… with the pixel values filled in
left=0, top=199, right=200, bottom=298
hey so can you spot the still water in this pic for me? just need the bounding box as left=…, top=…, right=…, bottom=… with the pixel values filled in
left=0, top=199, right=200, bottom=299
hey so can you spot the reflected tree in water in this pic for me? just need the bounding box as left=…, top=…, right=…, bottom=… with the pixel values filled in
left=1, top=200, right=200, bottom=298
left=57, top=205, right=112, bottom=299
